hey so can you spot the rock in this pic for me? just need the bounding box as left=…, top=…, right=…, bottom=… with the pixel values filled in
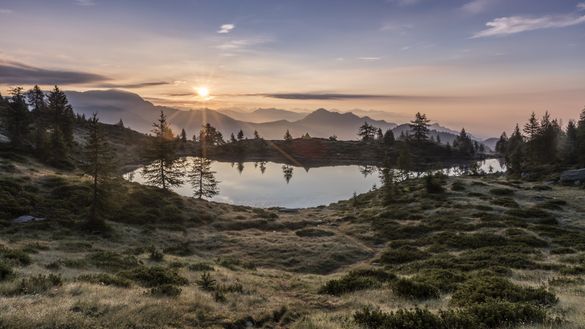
left=12, top=215, right=47, bottom=223
left=560, top=168, right=585, bottom=184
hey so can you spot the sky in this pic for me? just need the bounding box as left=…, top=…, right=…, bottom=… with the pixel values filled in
left=0, top=0, right=584, bottom=137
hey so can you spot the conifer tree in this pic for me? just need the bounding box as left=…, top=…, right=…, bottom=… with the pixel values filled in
left=284, top=129, right=293, bottom=141
left=254, top=130, right=261, bottom=139
left=358, top=122, right=376, bottom=141
left=409, top=112, right=430, bottom=143
left=495, top=132, right=508, bottom=154
left=199, top=123, right=224, bottom=146
left=230, top=133, right=237, bottom=143
left=376, top=128, right=384, bottom=142
left=237, top=129, right=244, bottom=141
left=82, top=114, right=115, bottom=228
left=453, top=128, right=475, bottom=155
left=576, top=108, right=585, bottom=166
left=142, top=111, right=184, bottom=190
left=180, top=128, right=187, bottom=143
left=27, top=85, right=47, bottom=120
left=383, top=129, right=395, bottom=146
left=1, top=87, right=31, bottom=148
left=189, top=157, right=219, bottom=199
left=47, top=86, right=75, bottom=145
left=564, top=120, right=577, bottom=164
left=380, top=166, right=398, bottom=205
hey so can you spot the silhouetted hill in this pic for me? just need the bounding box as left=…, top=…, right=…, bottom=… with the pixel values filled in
left=219, top=108, right=307, bottom=123
left=66, top=89, right=485, bottom=142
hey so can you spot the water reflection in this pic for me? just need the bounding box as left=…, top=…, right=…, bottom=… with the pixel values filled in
left=282, top=165, right=294, bottom=183
left=124, top=158, right=505, bottom=208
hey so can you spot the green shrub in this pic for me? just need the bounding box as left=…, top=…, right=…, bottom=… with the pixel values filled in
left=196, top=272, right=216, bottom=291
left=451, top=276, right=557, bottom=307
left=379, top=246, right=430, bottom=265
left=412, top=269, right=466, bottom=293
left=354, top=302, right=550, bottom=329
left=490, top=197, right=519, bottom=208
left=319, top=268, right=396, bottom=296
left=506, top=207, right=551, bottom=219
left=354, top=307, right=474, bottom=329
left=392, top=278, right=440, bottom=300
left=77, top=273, right=131, bottom=287
left=149, top=284, right=181, bottom=297
left=1, top=274, right=62, bottom=296
left=86, top=251, right=140, bottom=271
left=119, top=266, right=188, bottom=287
left=0, top=246, right=31, bottom=266
left=451, top=181, right=466, bottom=191
left=424, top=174, right=445, bottom=194
left=0, top=261, right=13, bottom=281
left=465, top=301, right=548, bottom=328
left=188, top=262, right=215, bottom=272
left=148, top=247, right=164, bottom=262
left=489, top=188, right=514, bottom=196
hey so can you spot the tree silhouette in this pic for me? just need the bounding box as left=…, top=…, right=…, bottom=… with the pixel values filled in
left=189, top=157, right=219, bottom=199
left=47, top=86, right=75, bottom=145
left=81, top=113, right=115, bottom=229
left=1, top=88, right=30, bottom=148
left=199, top=123, right=224, bottom=146
left=282, top=165, right=294, bottom=183
left=358, top=122, right=376, bottom=141
left=237, top=129, right=244, bottom=141
left=141, top=111, right=184, bottom=190
left=284, top=129, right=293, bottom=141
left=409, top=112, right=430, bottom=143
left=383, top=129, right=395, bottom=146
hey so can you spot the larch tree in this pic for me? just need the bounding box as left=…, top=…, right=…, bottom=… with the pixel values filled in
left=82, top=113, right=115, bottom=229
left=357, top=122, right=376, bottom=141
left=189, top=157, right=219, bottom=199
left=409, top=112, right=430, bottom=143
left=142, top=111, right=184, bottom=190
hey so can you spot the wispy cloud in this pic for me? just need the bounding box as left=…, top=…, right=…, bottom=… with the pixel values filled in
left=386, top=0, right=421, bottom=6
left=473, top=13, right=585, bottom=38
left=357, top=57, right=382, bottom=61
left=244, top=92, right=454, bottom=101
left=578, top=2, right=585, bottom=11
left=461, top=0, right=493, bottom=15
left=97, top=81, right=169, bottom=89
left=0, top=8, right=13, bottom=14
left=0, top=60, right=106, bottom=85
left=218, top=24, right=235, bottom=34
left=74, top=0, right=95, bottom=6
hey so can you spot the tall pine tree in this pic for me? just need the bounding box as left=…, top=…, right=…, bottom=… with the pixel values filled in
left=142, top=111, right=184, bottom=190
left=188, top=157, right=219, bottom=199
left=409, top=112, right=430, bottom=143
left=82, top=114, right=115, bottom=229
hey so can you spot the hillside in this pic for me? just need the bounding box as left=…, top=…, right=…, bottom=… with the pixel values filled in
left=1, top=156, right=585, bottom=328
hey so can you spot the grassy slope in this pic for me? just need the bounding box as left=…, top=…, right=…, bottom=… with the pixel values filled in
left=1, top=156, right=585, bottom=328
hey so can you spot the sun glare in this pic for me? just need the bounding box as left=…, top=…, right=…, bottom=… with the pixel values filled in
left=197, top=86, right=210, bottom=98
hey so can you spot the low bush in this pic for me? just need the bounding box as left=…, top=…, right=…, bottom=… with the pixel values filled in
left=319, top=268, right=395, bottom=296
left=86, top=251, right=140, bottom=271
left=506, top=207, right=552, bottom=219
left=451, top=276, right=557, bottom=307
left=149, top=284, right=181, bottom=297
left=0, top=246, right=31, bottom=266
left=490, top=197, right=519, bottom=208
left=379, top=246, right=430, bottom=265
left=148, top=247, right=164, bottom=262
left=412, top=269, right=466, bottom=293
left=118, top=266, right=188, bottom=287
left=77, top=273, right=131, bottom=287
left=1, top=274, right=62, bottom=296
left=354, top=302, right=551, bottom=329
left=0, top=261, right=13, bottom=281
left=196, top=272, right=216, bottom=291
left=392, top=278, right=440, bottom=300
left=451, top=181, right=466, bottom=191
left=188, top=262, right=215, bottom=272
left=489, top=188, right=514, bottom=196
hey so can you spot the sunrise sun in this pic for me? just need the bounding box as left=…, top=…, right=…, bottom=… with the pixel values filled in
left=196, top=86, right=210, bottom=99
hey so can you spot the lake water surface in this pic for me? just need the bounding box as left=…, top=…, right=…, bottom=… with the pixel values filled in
left=125, top=158, right=505, bottom=208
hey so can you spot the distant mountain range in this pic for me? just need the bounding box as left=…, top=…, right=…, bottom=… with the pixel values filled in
left=65, top=89, right=491, bottom=145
